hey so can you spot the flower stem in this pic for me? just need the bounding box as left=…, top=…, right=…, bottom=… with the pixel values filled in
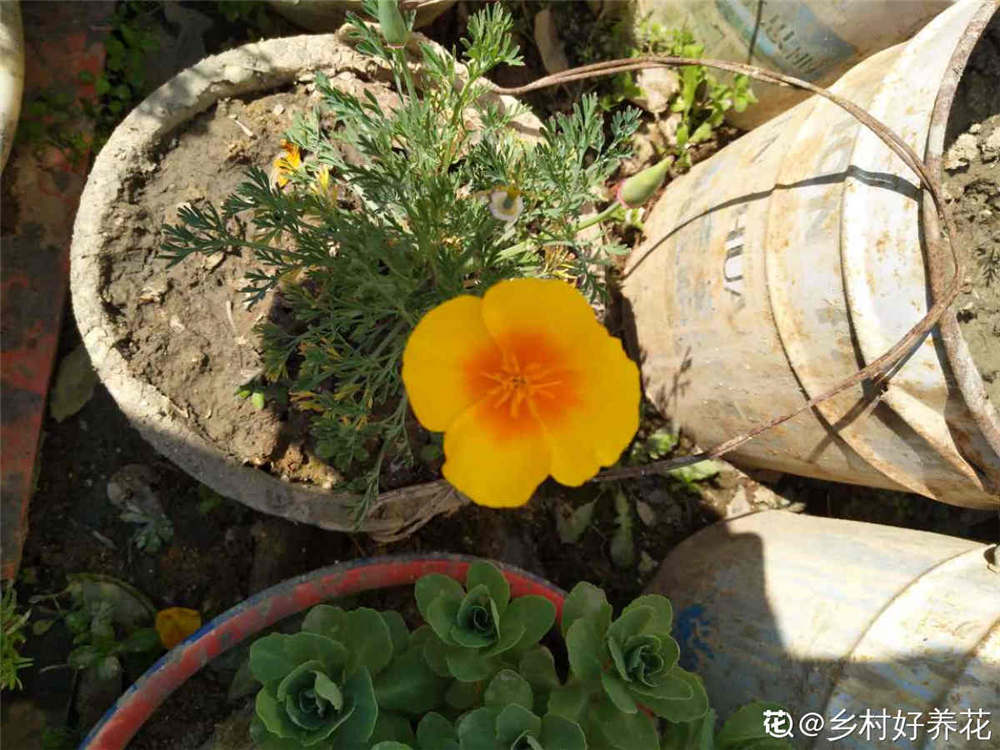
left=497, top=201, right=624, bottom=259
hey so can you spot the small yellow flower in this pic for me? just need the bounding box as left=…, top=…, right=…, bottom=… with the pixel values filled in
left=487, top=186, right=524, bottom=223
left=155, top=607, right=202, bottom=649
left=312, top=165, right=338, bottom=205
left=271, top=140, right=302, bottom=188
left=402, top=279, right=639, bottom=507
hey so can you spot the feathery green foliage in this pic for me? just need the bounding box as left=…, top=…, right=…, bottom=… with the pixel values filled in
left=160, top=2, right=639, bottom=520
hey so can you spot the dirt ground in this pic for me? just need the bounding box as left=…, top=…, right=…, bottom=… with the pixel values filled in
left=4, top=3, right=999, bottom=750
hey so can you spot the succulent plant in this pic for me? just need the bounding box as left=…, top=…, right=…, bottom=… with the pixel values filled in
left=415, top=561, right=556, bottom=683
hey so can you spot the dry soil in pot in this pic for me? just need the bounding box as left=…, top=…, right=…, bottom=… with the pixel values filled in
left=99, top=72, right=401, bottom=486
left=942, top=17, right=1000, bottom=416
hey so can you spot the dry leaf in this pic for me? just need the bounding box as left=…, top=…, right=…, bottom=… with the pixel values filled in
left=49, top=344, right=98, bottom=422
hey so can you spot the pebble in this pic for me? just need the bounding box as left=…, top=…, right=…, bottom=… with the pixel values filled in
left=981, top=128, right=1000, bottom=160
left=943, top=133, right=978, bottom=171
left=272, top=103, right=285, bottom=115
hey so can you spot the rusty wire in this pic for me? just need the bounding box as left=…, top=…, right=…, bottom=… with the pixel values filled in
left=490, top=56, right=964, bottom=482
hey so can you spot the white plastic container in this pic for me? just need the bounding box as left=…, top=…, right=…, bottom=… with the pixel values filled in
left=623, top=0, right=999, bottom=509
left=635, top=0, right=955, bottom=127
left=0, top=0, right=24, bottom=173
left=648, top=510, right=999, bottom=749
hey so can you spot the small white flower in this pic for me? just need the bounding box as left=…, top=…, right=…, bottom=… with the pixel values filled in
left=487, top=187, right=524, bottom=223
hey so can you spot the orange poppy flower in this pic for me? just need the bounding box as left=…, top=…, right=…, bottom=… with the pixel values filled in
left=402, top=279, right=639, bottom=507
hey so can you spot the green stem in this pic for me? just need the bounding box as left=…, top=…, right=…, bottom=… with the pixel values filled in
left=497, top=201, right=624, bottom=259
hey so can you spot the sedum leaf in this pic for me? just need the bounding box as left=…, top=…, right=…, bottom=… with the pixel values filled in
left=606, top=606, right=653, bottom=646
left=502, top=595, right=555, bottom=654
left=621, top=595, right=673, bottom=635
left=631, top=667, right=708, bottom=723
left=374, top=645, right=447, bottom=715
left=495, top=703, right=541, bottom=745
left=601, top=671, right=638, bottom=714
left=380, top=610, right=410, bottom=654
left=457, top=707, right=499, bottom=750
left=484, top=669, right=533, bottom=711
left=415, top=575, right=464, bottom=625
left=518, top=646, right=560, bottom=693
left=546, top=683, right=591, bottom=725
left=566, top=619, right=605, bottom=682
left=445, top=678, right=482, bottom=710
left=660, top=708, right=716, bottom=750
left=445, top=646, right=499, bottom=682
left=540, top=714, right=587, bottom=750
left=249, top=632, right=347, bottom=686
left=370, top=710, right=415, bottom=746
left=466, top=561, right=510, bottom=616
left=342, top=607, right=394, bottom=676
left=417, top=712, right=459, bottom=750
left=560, top=582, right=612, bottom=639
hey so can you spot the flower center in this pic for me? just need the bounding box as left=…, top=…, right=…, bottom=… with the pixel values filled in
left=482, top=350, right=563, bottom=419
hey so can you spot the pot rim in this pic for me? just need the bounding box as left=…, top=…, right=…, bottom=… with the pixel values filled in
left=923, top=2, right=1000, bottom=490
left=79, top=553, right=567, bottom=750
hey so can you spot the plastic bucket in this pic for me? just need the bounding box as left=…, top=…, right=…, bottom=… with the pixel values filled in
left=635, top=0, right=955, bottom=128
left=79, top=555, right=566, bottom=750
left=0, top=0, right=23, bottom=172
left=623, top=0, right=1000, bottom=510
left=647, top=511, right=999, bottom=749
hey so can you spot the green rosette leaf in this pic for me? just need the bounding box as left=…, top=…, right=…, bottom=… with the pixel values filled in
left=630, top=666, right=708, bottom=723
left=374, top=645, right=447, bottom=714
left=561, top=582, right=612, bottom=639
left=452, top=584, right=501, bottom=647
left=457, top=707, right=499, bottom=750
left=466, top=561, right=511, bottom=617
left=417, top=712, right=460, bottom=750
left=249, top=632, right=348, bottom=686
left=484, top=669, right=533, bottom=711
left=539, top=714, right=586, bottom=750
left=250, top=630, right=377, bottom=750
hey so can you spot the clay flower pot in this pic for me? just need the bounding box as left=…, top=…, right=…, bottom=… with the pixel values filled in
left=71, top=31, right=538, bottom=540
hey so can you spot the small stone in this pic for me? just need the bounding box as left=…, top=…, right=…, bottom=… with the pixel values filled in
left=725, top=486, right=752, bottom=517
left=944, top=133, right=978, bottom=171
left=970, top=123, right=981, bottom=134
left=202, top=253, right=225, bottom=271
left=981, top=128, right=1000, bottom=160
left=272, top=103, right=285, bottom=115
left=169, top=316, right=186, bottom=332
left=631, top=68, right=682, bottom=114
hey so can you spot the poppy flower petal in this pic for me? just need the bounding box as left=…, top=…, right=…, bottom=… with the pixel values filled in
left=402, top=295, right=501, bottom=432
left=539, top=333, right=640, bottom=486
left=442, top=400, right=551, bottom=508
left=481, top=278, right=640, bottom=485
left=480, top=278, right=604, bottom=370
